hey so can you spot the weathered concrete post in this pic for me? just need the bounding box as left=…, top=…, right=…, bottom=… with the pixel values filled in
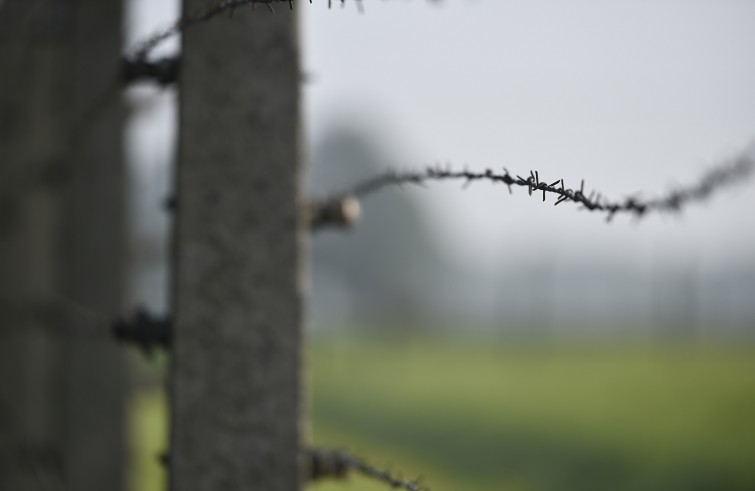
left=170, top=4, right=303, bottom=491
left=63, top=0, right=127, bottom=489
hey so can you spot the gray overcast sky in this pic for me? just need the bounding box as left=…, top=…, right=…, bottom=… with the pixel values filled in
left=127, top=0, right=755, bottom=274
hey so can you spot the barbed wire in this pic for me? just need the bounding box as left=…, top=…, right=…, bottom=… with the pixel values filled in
left=307, top=447, right=429, bottom=491
left=311, top=151, right=754, bottom=229
left=158, top=446, right=430, bottom=490
left=127, top=0, right=361, bottom=62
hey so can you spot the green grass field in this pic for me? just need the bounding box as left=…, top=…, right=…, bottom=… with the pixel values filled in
left=131, top=338, right=755, bottom=491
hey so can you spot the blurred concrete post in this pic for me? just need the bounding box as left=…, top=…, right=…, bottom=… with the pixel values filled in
left=0, top=0, right=126, bottom=490
left=0, top=5, right=70, bottom=489
left=63, top=0, right=127, bottom=489
left=170, top=5, right=303, bottom=491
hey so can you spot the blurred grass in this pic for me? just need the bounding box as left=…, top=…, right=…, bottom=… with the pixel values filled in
left=131, top=337, right=755, bottom=491
left=129, top=389, right=167, bottom=491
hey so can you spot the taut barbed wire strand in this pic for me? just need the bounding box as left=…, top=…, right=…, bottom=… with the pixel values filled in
left=310, top=151, right=754, bottom=229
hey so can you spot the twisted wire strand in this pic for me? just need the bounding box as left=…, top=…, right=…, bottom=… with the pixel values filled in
left=308, top=447, right=428, bottom=491
left=316, top=152, right=753, bottom=226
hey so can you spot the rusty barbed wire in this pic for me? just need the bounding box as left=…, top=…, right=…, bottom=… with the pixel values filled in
left=307, top=447, right=429, bottom=491
left=312, top=151, right=754, bottom=229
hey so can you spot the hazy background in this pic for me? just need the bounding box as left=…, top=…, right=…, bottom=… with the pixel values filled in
left=126, top=0, right=755, bottom=337
left=122, top=3, right=755, bottom=491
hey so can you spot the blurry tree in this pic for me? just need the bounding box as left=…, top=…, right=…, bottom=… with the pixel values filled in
left=308, top=126, right=447, bottom=329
